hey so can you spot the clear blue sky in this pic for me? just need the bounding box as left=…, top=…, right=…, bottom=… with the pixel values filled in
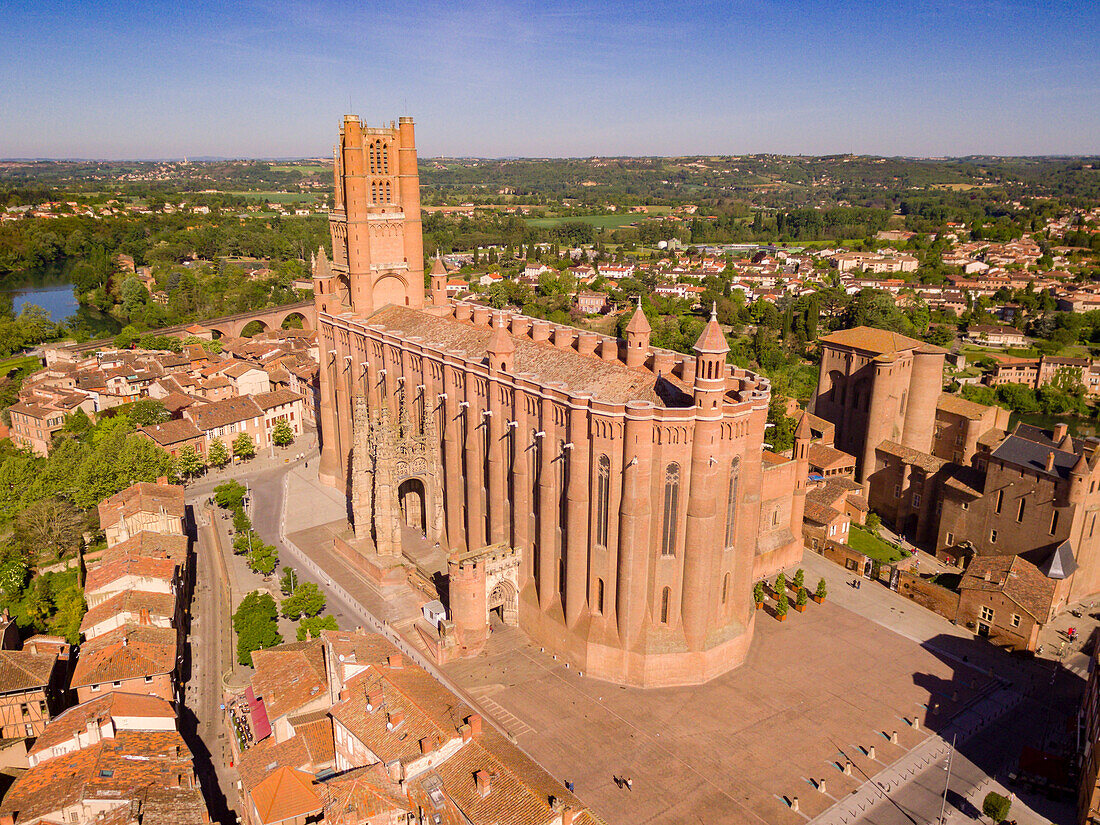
left=2, top=0, right=1098, bottom=159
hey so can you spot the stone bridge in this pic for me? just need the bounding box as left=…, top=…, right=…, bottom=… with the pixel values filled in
left=69, top=300, right=315, bottom=353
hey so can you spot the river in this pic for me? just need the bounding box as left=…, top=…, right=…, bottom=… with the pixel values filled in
left=1, top=263, right=121, bottom=337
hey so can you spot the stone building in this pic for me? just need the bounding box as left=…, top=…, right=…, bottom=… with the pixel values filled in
left=313, top=115, right=805, bottom=688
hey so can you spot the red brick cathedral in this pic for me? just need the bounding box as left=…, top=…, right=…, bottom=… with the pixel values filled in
left=314, top=115, right=805, bottom=687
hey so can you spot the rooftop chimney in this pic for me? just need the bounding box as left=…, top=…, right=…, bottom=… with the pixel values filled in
left=1054, top=423, right=1069, bottom=442
left=387, top=653, right=403, bottom=669
left=475, top=769, right=491, bottom=798
left=466, top=713, right=482, bottom=738
left=366, top=685, right=383, bottom=710
left=419, top=735, right=436, bottom=754
left=386, top=710, right=404, bottom=730
left=156, top=476, right=168, bottom=486
left=1045, top=451, right=1056, bottom=472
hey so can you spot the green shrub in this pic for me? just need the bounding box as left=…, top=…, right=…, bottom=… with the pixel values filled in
left=815, top=578, right=827, bottom=599
left=796, top=588, right=807, bottom=607
left=752, top=581, right=765, bottom=604
left=793, top=568, right=805, bottom=589
left=776, top=589, right=789, bottom=616
left=775, top=572, right=786, bottom=592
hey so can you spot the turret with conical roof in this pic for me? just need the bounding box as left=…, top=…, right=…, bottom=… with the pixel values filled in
left=624, top=296, right=651, bottom=368
left=486, top=313, right=515, bottom=373
left=430, top=252, right=449, bottom=307
left=692, top=303, right=730, bottom=413
left=312, top=246, right=337, bottom=316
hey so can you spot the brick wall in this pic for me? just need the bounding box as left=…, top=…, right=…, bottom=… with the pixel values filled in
left=897, top=570, right=959, bottom=621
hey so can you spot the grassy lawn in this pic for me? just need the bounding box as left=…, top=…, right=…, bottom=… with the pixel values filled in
left=846, top=526, right=905, bottom=564
left=0, top=355, right=43, bottom=376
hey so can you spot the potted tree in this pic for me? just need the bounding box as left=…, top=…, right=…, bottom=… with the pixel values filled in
left=776, top=588, right=789, bottom=621
left=793, top=568, right=805, bottom=592
left=795, top=587, right=808, bottom=612
left=753, top=581, right=765, bottom=610
left=774, top=572, right=786, bottom=599
left=813, top=577, right=828, bottom=604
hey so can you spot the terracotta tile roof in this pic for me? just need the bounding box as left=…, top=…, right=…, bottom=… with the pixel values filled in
left=97, top=531, right=189, bottom=564
left=318, top=764, right=412, bottom=822
left=139, top=419, right=204, bottom=446
left=819, top=325, right=935, bottom=356
left=250, top=640, right=328, bottom=723
left=0, top=650, right=57, bottom=694
left=253, top=389, right=304, bottom=411
left=141, top=785, right=209, bottom=825
left=329, top=663, right=464, bottom=769
left=84, top=554, right=178, bottom=598
left=959, top=555, right=1055, bottom=622
left=71, top=624, right=177, bottom=688
left=807, top=442, right=855, bottom=470
left=0, top=730, right=193, bottom=824
left=803, top=499, right=844, bottom=526
left=249, top=766, right=324, bottom=825
left=875, top=440, right=946, bottom=474
left=80, top=590, right=178, bottom=637
left=365, top=306, right=691, bottom=407
left=287, top=709, right=335, bottom=766
left=417, top=723, right=596, bottom=825
left=97, top=482, right=185, bottom=527
left=936, top=392, right=992, bottom=420
left=29, top=692, right=176, bottom=761
left=185, top=395, right=263, bottom=431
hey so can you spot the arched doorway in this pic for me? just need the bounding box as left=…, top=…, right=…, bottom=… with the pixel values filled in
left=487, top=579, right=518, bottom=626
left=398, top=478, right=426, bottom=536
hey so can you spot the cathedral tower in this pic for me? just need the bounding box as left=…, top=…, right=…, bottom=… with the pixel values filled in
left=330, top=115, right=425, bottom=316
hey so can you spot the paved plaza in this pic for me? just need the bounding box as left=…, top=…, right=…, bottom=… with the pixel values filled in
left=262, top=463, right=1082, bottom=825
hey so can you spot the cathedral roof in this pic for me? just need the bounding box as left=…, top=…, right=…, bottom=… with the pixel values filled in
left=486, top=315, right=515, bottom=356
left=366, top=306, right=691, bottom=407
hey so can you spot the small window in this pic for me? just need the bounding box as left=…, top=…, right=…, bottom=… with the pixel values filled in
left=946, top=532, right=954, bottom=546
left=894, top=485, right=901, bottom=499
left=1050, top=511, right=1059, bottom=535
left=994, top=489, right=1003, bottom=514
left=1010, top=614, right=1021, bottom=628
left=980, top=606, right=994, bottom=622
left=91, top=684, right=100, bottom=692
left=113, top=681, right=121, bottom=688
left=913, top=494, right=921, bottom=507
left=990, top=529, right=997, bottom=544
left=145, top=675, right=154, bottom=684
left=99, top=770, right=114, bottom=778
left=961, top=501, right=969, bottom=511
left=660, top=587, right=671, bottom=624
left=955, top=433, right=964, bottom=446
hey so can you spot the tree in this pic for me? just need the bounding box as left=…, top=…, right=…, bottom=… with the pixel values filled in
left=281, top=582, right=325, bottom=620
left=233, top=433, right=256, bottom=460
left=753, top=581, right=765, bottom=605
left=280, top=567, right=299, bottom=596
left=815, top=578, right=828, bottom=601
left=15, top=498, right=84, bottom=561
left=214, top=480, right=247, bottom=510
left=297, top=614, right=338, bottom=641
left=271, top=419, right=294, bottom=447
left=127, top=398, right=169, bottom=427
left=174, top=445, right=206, bottom=480
left=247, top=542, right=278, bottom=576
left=865, top=512, right=882, bottom=537
left=49, top=583, right=85, bottom=644
left=793, top=569, right=805, bottom=590
left=776, top=588, right=789, bottom=617
left=775, top=572, right=786, bottom=593
left=982, top=791, right=1011, bottom=823
left=232, top=591, right=282, bottom=665
left=233, top=508, right=251, bottom=534
left=208, top=437, right=230, bottom=468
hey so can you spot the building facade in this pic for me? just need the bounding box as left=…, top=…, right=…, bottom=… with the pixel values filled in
left=313, top=115, right=804, bottom=688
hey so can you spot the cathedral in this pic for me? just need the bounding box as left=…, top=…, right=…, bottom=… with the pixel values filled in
left=314, top=115, right=805, bottom=687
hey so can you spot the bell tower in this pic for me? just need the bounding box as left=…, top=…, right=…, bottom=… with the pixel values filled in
left=328, top=115, right=425, bottom=317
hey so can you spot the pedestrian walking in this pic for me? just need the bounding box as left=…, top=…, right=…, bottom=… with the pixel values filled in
left=566, top=780, right=574, bottom=793
left=626, top=777, right=633, bottom=791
